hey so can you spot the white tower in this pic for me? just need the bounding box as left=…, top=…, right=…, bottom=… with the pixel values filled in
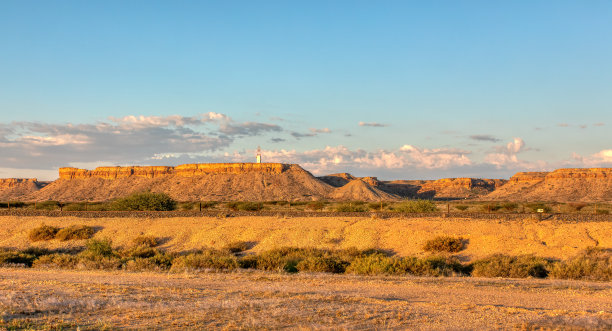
left=256, top=146, right=262, bottom=163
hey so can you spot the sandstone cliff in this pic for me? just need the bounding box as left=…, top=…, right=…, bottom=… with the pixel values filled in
left=0, top=178, right=47, bottom=201
left=28, top=163, right=333, bottom=202
left=485, top=168, right=611, bottom=202
left=59, top=163, right=289, bottom=180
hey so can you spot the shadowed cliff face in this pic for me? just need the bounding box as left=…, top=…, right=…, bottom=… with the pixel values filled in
left=59, top=163, right=290, bottom=180
left=0, top=178, right=47, bottom=200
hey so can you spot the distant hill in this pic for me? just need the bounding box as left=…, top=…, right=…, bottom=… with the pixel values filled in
left=1, top=165, right=609, bottom=202
left=0, top=178, right=47, bottom=201
left=484, top=168, right=612, bottom=202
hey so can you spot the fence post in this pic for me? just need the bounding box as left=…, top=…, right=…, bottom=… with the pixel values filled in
left=199, top=202, right=202, bottom=212
left=7, top=202, right=9, bottom=210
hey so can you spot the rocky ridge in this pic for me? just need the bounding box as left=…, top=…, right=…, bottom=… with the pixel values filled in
left=484, top=168, right=611, bottom=202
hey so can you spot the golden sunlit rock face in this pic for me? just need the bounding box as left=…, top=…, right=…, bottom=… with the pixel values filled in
left=59, top=163, right=290, bottom=180
left=0, top=178, right=39, bottom=188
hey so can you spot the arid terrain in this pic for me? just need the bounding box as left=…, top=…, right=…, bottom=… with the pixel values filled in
left=0, top=163, right=610, bottom=202
left=1, top=268, right=610, bottom=330
left=2, top=215, right=611, bottom=261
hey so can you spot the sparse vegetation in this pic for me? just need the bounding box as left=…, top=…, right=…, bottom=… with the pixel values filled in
left=549, top=247, right=611, bottom=281
left=28, top=224, right=60, bottom=241
left=454, top=205, right=469, bottom=211
left=111, top=192, right=177, bottom=211
left=526, top=203, right=552, bottom=213
left=306, top=201, right=326, bottom=211
left=2, top=242, right=611, bottom=281
left=55, top=225, right=95, bottom=241
left=334, top=203, right=368, bottom=212
left=501, top=202, right=518, bottom=212
left=393, top=200, right=437, bottom=213
left=132, top=235, right=159, bottom=247
left=227, top=201, right=264, bottom=211
left=224, top=241, right=251, bottom=253
left=471, top=254, right=550, bottom=278
left=423, top=236, right=464, bottom=253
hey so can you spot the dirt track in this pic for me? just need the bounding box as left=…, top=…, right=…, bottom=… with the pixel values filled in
left=0, top=268, right=610, bottom=330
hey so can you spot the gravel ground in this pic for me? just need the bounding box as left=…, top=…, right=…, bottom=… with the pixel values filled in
left=0, top=268, right=610, bottom=330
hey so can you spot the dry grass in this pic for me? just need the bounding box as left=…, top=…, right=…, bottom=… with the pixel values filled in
left=28, top=224, right=60, bottom=241
left=0, top=268, right=610, bottom=330
left=422, top=236, right=465, bottom=253
left=1, top=216, right=611, bottom=263
left=55, top=225, right=95, bottom=241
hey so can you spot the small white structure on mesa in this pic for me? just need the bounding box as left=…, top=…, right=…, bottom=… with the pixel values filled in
left=256, top=146, right=262, bottom=163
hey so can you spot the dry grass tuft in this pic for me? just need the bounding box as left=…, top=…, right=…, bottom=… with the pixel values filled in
left=550, top=247, right=611, bottom=281
left=55, top=225, right=95, bottom=241
left=422, top=236, right=465, bottom=253
left=28, top=224, right=60, bottom=242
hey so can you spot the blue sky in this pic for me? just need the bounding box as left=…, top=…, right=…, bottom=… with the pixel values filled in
left=0, top=1, right=610, bottom=180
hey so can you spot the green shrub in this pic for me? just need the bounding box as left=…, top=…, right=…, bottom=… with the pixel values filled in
left=346, top=254, right=466, bottom=276
left=393, top=200, right=437, bottom=213
left=526, top=203, right=552, bottom=213
left=596, top=209, right=610, bottom=215
left=345, top=253, right=395, bottom=275
left=252, top=247, right=352, bottom=273
left=124, top=253, right=174, bottom=272
left=393, top=255, right=467, bottom=276
left=549, top=248, right=611, bottom=281
left=132, top=235, right=159, bottom=247
left=28, top=224, right=60, bottom=241
left=482, top=204, right=502, bottom=212
left=35, top=201, right=60, bottom=210
left=471, top=254, right=550, bottom=278
left=85, top=238, right=114, bottom=257
left=32, top=253, right=79, bottom=269
left=334, top=203, right=368, bottom=212
left=227, top=202, right=263, bottom=211
left=170, top=249, right=238, bottom=272
left=368, top=202, right=388, bottom=211
left=454, top=205, right=469, bottom=211
left=224, top=241, right=251, bottom=253
left=423, top=236, right=464, bottom=253
left=21, top=247, right=52, bottom=257
left=0, top=201, right=26, bottom=209
left=122, top=245, right=158, bottom=259
left=296, top=256, right=347, bottom=273
left=55, top=225, right=95, bottom=241
left=111, top=192, right=177, bottom=211
left=307, top=201, right=326, bottom=211
left=0, top=250, right=36, bottom=267
left=501, top=202, right=518, bottom=211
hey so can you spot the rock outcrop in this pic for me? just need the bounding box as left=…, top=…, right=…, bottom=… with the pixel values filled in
left=28, top=163, right=333, bottom=202
left=59, top=163, right=289, bottom=180
left=415, top=178, right=506, bottom=199
left=0, top=178, right=47, bottom=201
left=485, top=168, right=611, bottom=202
left=330, top=179, right=400, bottom=201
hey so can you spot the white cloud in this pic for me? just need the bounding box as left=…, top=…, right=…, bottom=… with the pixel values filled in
left=309, top=128, right=331, bottom=133
left=359, top=122, right=388, bottom=127
left=0, top=113, right=282, bottom=170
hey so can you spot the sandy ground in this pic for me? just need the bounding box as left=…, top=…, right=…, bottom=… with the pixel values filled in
left=0, top=268, right=610, bottom=330
left=1, top=216, right=610, bottom=261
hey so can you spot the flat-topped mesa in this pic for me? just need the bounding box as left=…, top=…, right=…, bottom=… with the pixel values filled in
left=545, top=168, right=611, bottom=180
left=420, top=178, right=504, bottom=191
left=174, top=163, right=289, bottom=176
left=508, top=172, right=549, bottom=183
left=0, top=178, right=38, bottom=188
left=59, top=163, right=293, bottom=180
